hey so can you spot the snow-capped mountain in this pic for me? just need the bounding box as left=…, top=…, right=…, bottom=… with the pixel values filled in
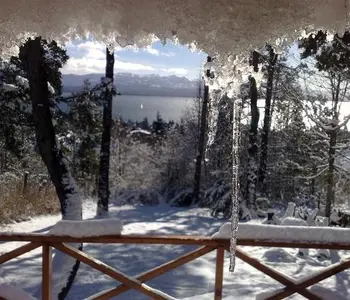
left=62, top=73, right=200, bottom=97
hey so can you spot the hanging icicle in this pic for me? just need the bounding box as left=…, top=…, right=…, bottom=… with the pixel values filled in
left=229, top=98, right=242, bottom=272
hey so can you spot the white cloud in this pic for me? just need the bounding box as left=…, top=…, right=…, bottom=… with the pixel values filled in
left=62, top=57, right=155, bottom=75
left=161, top=68, right=188, bottom=76
left=62, top=41, right=190, bottom=77
left=143, top=45, right=175, bottom=57
left=144, top=46, right=159, bottom=56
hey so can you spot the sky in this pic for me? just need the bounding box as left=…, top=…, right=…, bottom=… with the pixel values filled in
left=62, top=40, right=207, bottom=79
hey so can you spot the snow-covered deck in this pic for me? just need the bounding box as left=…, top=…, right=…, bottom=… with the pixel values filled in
left=1, top=221, right=350, bottom=300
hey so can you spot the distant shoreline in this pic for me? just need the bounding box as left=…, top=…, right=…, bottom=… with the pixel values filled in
left=62, top=88, right=197, bottom=98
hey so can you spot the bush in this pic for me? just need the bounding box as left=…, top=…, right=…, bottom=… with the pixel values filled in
left=0, top=173, right=60, bottom=224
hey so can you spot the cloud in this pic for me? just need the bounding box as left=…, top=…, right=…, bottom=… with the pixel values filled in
left=62, top=41, right=193, bottom=77
left=161, top=68, right=188, bottom=76
left=62, top=57, right=156, bottom=75
left=143, top=46, right=175, bottom=57
left=144, top=46, right=159, bottom=56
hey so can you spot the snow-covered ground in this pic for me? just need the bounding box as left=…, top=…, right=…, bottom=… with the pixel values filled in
left=0, top=201, right=350, bottom=299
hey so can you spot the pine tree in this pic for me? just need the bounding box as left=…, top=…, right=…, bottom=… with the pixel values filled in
left=152, top=111, right=167, bottom=137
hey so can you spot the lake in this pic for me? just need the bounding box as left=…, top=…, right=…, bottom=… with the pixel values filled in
left=113, top=95, right=194, bottom=122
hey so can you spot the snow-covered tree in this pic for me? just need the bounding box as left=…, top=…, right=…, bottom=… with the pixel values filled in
left=97, top=48, right=115, bottom=217
left=299, top=30, right=350, bottom=217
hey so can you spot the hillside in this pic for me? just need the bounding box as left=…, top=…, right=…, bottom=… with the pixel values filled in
left=62, top=73, right=200, bottom=97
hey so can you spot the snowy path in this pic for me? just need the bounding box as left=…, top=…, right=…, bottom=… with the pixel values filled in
left=1, top=201, right=350, bottom=299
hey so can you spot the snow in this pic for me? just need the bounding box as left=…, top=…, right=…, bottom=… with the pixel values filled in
left=0, top=0, right=349, bottom=83
left=280, top=217, right=308, bottom=226
left=140, top=284, right=177, bottom=300
left=0, top=284, right=36, bottom=300
left=282, top=202, right=296, bottom=219
left=261, top=248, right=297, bottom=263
left=255, top=289, right=282, bottom=300
left=49, top=218, right=123, bottom=237
left=1, top=83, right=18, bottom=91
left=129, top=129, right=152, bottom=136
left=15, top=75, right=29, bottom=90
left=1, top=202, right=350, bottom=299
left=47, top=82, right=55, bottom=94
left=213, top=222, right=350, bottom=244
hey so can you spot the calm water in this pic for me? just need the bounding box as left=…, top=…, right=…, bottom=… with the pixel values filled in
left=113, top=95, right=193, bottom=122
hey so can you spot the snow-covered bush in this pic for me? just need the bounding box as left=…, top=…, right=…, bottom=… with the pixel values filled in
left=112, top=188, right=163, bottom=205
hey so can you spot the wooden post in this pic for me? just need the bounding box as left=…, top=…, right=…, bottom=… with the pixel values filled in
left=42, top=244, right=52, bottom=300
left=214, top=247, right=224, bottom=300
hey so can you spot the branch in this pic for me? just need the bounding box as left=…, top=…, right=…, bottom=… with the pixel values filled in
left=297, top=166, right=328, bottom=180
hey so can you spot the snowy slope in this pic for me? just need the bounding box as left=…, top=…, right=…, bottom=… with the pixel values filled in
left=0, top=201, right=350, bottom=299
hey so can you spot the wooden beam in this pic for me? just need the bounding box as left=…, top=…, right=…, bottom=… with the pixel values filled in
left=214, top=247, right=225, bottom=300
left=0, top=242, right=41, bottom=264
left=0, top=234, right=349, bottom=250
left=89, top=246, right=215, bottom=299
left=0, top=234, right=227, bottom=246
left=53, top=243, right=169, bottom=300
left=42, top=244, right=52, bottom=300
left=270, top=257, right=350, bottom=299
left=235, top=248, right=321, bottom=300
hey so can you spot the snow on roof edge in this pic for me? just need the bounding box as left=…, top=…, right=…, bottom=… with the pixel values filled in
left=0, top=0, right=349, bottom=90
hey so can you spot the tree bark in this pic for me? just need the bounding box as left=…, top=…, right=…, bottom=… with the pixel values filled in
left=325, top=128, right=337, bottom=218
left=325, top=74, right=341, bottom=218
left=258, top=46, right=277, bottom=194
left=21, top=37, right=82, bottom=219
left=21, top=37, right=82, bottom=299
left=97, top=48, right=114, bottom=216
left=193, top=84, right=209, bottom=203
left=246, top=76, right=259, bottom=213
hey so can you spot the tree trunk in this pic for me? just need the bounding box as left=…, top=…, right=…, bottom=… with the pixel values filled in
left=21, top=37, right=82, bottom=299
left=193, top=84, right=209, bottom=203
left=258, top=47, right=277, bottom=194
left=325, top=74, right=341, bottom=218
left=325, top=129, right=337, bottom=218
left=246, top=76, right=259, bottom=213
left=97, top=48, right=114, bottom=217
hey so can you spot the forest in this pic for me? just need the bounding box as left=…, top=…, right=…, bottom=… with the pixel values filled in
left=1, top=31, right=350, bottom=225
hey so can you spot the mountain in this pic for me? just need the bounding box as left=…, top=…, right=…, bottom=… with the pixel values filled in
left=62, top=73, right=200, bottom=97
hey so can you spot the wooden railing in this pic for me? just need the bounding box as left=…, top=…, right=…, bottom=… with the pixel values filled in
left=1, top=234, right=350, bottom=300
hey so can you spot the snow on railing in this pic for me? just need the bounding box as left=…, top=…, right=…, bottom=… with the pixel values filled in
left=49, top=219, right=123, bottom=237
left=213, top=222, right=350, bottom=244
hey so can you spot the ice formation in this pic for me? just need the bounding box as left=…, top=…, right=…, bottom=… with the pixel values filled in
left=229, top=98, right=242, bottom=272
left=0, top=0, right=349, bottom=84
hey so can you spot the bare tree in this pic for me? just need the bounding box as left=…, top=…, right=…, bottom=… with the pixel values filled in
left=193, top=56, right=211, bottom=203
left=97, top=48, right=115, bottom=216
left=258, top=45, right=278, bottom=194
left=246, top=75, right=259, bottom=214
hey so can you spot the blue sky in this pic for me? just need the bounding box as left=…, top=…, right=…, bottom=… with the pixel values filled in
left=62, top=40, right=207, bottom=79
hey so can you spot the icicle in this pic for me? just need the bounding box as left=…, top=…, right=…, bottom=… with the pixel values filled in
left=229, top=98, right=241, bottom=272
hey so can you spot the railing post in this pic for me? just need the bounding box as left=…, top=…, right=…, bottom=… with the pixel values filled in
left=214, top=247, right=224, bottom=300
left=42, top=244, right=52, bottom=300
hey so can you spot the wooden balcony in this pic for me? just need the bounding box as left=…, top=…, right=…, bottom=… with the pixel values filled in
left=1, top=233, right=350, bottom=299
